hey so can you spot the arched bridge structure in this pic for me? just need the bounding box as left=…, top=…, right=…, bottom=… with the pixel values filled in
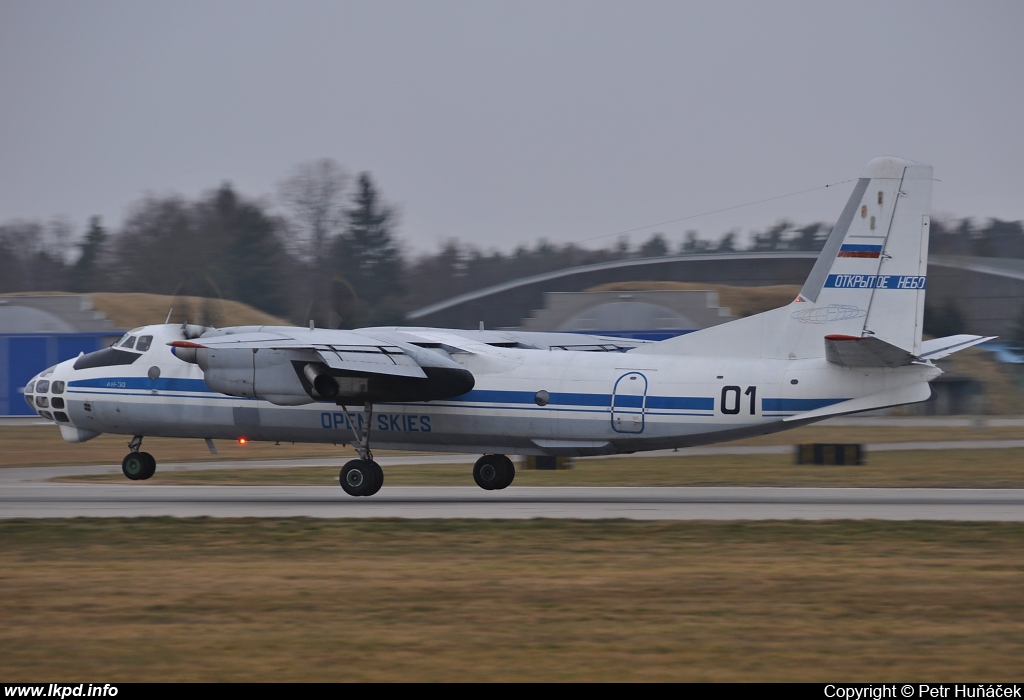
left=407, top=252, right=1024, bottom=339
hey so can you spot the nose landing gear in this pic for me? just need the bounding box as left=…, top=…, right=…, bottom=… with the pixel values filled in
left=122, top=436, right=156, bottom=481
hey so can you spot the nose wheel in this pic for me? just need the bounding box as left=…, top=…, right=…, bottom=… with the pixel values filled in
left=473, top=454, right=515, bottom=490
left=121, top=435, right=156, bottom=480
left=122, top=452, right=156, bottom=481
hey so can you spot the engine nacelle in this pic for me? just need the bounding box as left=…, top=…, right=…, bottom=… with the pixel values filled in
left=175, top=344, right=475, bottom=406
left=196, top=347, right=321, bottom=406
left=302, top=363, right=339, bottom=399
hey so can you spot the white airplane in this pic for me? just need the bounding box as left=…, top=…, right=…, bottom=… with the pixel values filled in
left=25, top=156, right=992, bottom=496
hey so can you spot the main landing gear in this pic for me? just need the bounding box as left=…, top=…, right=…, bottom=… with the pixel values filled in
left=473, top=454, right=515, bottom=490
left=334, top=402, right=516, bottom=496
left=122, top=435, right=156, bottom=481
left=338, top=402, right=384, bottom=497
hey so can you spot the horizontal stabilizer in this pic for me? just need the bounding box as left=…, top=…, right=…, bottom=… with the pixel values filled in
left=783, top=382, right=933, bottom=422
left=919, top=334, right=996, bottom=361
left=824, top=334, right=917, bottom=368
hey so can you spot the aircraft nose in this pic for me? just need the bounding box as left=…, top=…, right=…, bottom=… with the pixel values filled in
left=24, top=372, right=44, bottom=414
left=23, top=365, right=66, bottom=422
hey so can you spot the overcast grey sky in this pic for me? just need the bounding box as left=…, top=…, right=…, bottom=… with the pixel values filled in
left=2, top=0, right=1022, bottom=254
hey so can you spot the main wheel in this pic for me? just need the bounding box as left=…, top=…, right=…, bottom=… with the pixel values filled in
left=473, top=455, right=509, bottom=491
left=122, top=453, right=147, bottom=481
left=364, top=460, right=384, bottom=496
left=496, top=455, right=515, bottom=489
left=137, top=452, right=157, bottom=480
left=340, top=459, right=382, bottom=497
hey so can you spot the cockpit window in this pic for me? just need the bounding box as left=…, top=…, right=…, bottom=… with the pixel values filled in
left=35, top=380, right=50, bottom=393
left=136, top=335, right=153, bottom=352
left=73, top=347, right=143, bottom=370
left=51, top=381, right=65, bottom=394
left=121, top=336, right=137, bottom=349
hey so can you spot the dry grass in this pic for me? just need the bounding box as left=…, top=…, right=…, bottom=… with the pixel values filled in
left=0, top=292, right=289, bottom=329
left=587, top=280, right=802, bottom=317
left=1, top=519, right=1023, bottom=682
left=59, top=447, right=1024, bottom=489
left=89, top=292, right=289, bottom=329
left=0, top=424, right=351, bottom=468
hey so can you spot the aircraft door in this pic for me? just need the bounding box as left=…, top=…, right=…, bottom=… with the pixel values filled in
left=611, top=372, right=647, bottom=434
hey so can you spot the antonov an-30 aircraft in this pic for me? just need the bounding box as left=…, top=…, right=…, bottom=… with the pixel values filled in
left=25, top=157, right=992, bottom=496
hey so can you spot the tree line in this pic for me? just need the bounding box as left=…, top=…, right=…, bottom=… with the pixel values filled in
left=1, top=158, right=1022, bottom=329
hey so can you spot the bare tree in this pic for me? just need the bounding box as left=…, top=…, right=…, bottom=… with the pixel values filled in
left=277, top=158, right=351, bottom=326
left=277, top=158, right=349, bottom=264
left=0, top=218, right=74, bottom=291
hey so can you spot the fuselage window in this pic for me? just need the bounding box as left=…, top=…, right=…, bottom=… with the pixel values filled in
left=54, top=411, right=70, bottom=423
left=35, top=380, right=50, bottom=393
left=35, top=396, right=49, bottom=408
left=39, top=410, right=53, bottom=421
left=136, top=336, right=153, bottom=352
left=51, top=397, right=65, bottom=410
left=51, top=381, right=65, bottom=394
left=25, top=381, right=35, bottom=393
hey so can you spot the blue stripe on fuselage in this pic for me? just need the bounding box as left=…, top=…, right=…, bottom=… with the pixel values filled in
left=69, top=377, right=212, bottom=392
left=448, top=389, right=714, bottom=411
left=72, top=377, right=854, bottom=416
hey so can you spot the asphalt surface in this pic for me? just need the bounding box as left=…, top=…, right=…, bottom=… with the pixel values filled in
left=0, top=440, right=1022, bottom=520
left=2, top=416, right=1022, bottom=520
left=4, top=484, right=1024, bottom=520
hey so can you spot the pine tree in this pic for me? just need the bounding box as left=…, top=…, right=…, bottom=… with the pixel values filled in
left=71, top=216, right=107, bottom=292
left=332, top=173, right=405, bottom=326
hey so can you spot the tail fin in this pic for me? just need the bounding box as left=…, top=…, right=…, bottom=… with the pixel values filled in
left=633, top=156, right=933, bottom=359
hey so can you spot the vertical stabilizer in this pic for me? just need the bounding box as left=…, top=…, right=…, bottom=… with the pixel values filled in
left=797, top=156, right=933, bottom=355
left=632, top=156, right=933, bottom=359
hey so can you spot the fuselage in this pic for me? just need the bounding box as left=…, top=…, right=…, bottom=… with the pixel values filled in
left=25, top=323, right=940, bottom=457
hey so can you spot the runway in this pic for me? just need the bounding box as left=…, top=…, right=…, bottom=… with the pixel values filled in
left=2, top=425, right=1022, bottom=520
left=4, top=483, right=1024, bottom=520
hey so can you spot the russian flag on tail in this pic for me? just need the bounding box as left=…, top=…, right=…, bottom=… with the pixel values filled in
left=837, top=244, right=882, bottom=258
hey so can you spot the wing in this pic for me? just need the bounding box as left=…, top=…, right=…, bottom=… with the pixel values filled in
left=169, top=326, right=474, bottom=406
left=358, top=326, right=651, bottom=353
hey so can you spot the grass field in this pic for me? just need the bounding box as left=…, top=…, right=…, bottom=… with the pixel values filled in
left=2, top=519, right=1023, bottom=682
